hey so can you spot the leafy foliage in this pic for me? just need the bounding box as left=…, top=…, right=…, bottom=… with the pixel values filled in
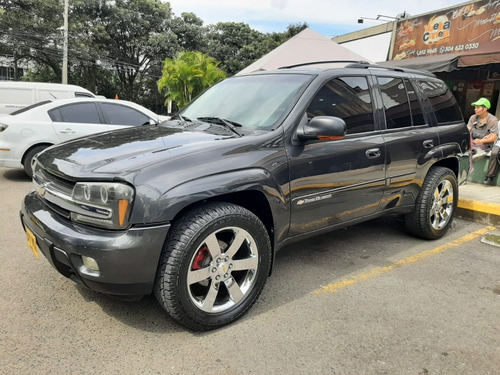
left=0, top=0, right=308, bottom=110
left=158, top=51, right=226, bottom=110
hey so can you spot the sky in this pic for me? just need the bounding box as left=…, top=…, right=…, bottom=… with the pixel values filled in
left=166, top=0, right=470, bottom=37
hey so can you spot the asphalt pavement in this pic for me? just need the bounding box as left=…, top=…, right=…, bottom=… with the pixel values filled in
left=1, top=167, right=499, bottom=374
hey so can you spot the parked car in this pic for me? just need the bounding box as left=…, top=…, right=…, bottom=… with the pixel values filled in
left=21, top=62, right=471, bottom=331
left=0, top=97, right=169, bottom=177
left=0, top=81, right=95, bottom=114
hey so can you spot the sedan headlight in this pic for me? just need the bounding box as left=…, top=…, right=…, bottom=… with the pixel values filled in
left=70, top=182, right=134, bottom=229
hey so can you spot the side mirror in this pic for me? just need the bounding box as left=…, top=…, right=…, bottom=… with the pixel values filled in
left=296, top=116, right=347, bottom=142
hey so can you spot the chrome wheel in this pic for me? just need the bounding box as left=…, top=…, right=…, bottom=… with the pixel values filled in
left=155, top=202, right=271, bottom=330
left=429, top=179, right=454, bottom=230
left=405, top=166, right=457, bottom=240
left=187, top=227, right=259, bottom=313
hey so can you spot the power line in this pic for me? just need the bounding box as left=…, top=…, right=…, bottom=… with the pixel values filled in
left=1, top=31, right=163, bottom=77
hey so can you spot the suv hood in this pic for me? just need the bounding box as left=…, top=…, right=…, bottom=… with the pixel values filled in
left=36, top=125, right=234, bottom=179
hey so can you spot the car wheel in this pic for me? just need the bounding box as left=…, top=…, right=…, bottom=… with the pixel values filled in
left=23, top=145, right=48, bottom=178
left=405, top=166, right=458, bottom=240
left=154, top=202, right=272, bottom=331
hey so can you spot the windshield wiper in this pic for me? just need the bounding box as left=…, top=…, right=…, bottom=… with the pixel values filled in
left=196, top=117, right=243, bottom=137
left=170, top=113, right=193, bottom=127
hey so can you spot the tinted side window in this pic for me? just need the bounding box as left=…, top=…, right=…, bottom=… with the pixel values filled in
left=418, top=80, right=463, bottom=124
left=377, top=77, right=412, bottom=129
left=57, top=103, right=101, bottom=124
left=48, top=108, right=62, bottom=122
left=404, top=80, right=425, bottom=126
left=306, top=76, right=374, bottom=134
left=100, top=103, right=150, bottom=126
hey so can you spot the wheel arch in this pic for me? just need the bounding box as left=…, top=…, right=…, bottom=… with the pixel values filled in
left=429, top=156, right=459, bottom=178
left=132, top=168, right=289, bottom=273
left=174, top=190, right=275, bottom=249
left=21, top=143, right=53, bottom=166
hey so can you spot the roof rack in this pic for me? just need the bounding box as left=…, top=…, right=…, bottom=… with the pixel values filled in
left=278, top=60, right=371, bottom=69
left=345, top=62, right=436, bottom=77
left=277, top=60, right=435, bottom=77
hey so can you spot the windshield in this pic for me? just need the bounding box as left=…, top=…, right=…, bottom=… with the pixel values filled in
left=181, top=74, right=312, bottom=130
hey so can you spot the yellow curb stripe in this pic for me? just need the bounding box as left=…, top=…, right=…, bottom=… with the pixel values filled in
left=458, top=198, right=500, bottom=216
left=315, top=225, right=496, bottom=295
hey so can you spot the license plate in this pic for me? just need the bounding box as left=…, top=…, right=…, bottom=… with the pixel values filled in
left=25, top=227, right=39, bottom=259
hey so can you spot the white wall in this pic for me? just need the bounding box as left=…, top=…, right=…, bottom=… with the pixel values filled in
left=339, top=32, right=393, bottom=63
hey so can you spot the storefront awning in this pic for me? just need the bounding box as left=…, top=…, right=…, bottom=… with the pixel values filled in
left=379, top=54, right=459, bottom=72
left=458, top=39, right=500, bottom=67
left=378, top=39, right=499, bottom=73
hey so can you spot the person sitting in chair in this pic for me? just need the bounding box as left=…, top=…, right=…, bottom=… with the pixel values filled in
left=466, top=98, right=499, bottom=184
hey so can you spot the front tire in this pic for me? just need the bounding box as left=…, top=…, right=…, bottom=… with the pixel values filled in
left=405, top=167, right=458, bottom=240
left=155, top=202, right=272, bottom=331
left=23, top=145, right=48, bottom=178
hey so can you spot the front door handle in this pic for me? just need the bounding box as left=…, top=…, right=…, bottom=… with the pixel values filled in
left=423, top=139, right=434, bottom=148
left=365, top=148, right=381, bottom=159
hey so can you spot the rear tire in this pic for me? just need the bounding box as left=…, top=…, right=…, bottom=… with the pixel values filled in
left=154, top=202, right=272, bottom=331
left=23, top=145, right=48, bottom=178
left=405, top=167, right=458, bottom=240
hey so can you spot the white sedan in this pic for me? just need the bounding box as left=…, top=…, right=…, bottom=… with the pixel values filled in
left=0, top=97, right=169, bottom=177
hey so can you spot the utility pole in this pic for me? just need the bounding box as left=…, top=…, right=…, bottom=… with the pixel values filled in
left=62, top=0, right=68, bottom=84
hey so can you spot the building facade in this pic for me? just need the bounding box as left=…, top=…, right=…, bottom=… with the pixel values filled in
left=333, top=0, right=500, bottom=119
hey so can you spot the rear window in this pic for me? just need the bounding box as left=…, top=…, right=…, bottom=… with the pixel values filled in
left=377, top=77, right=412, bottom=129
left=418, top=80, right=463, bottom=124
left=53, top=102, right=101, bottom=124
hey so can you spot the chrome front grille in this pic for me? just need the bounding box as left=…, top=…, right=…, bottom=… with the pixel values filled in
left=33, top=165, right=75, bottom=219
left=34, top=166, right=75, bottom=195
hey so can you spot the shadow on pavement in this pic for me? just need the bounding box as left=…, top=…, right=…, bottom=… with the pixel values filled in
left=2, top=168, right=31, bottom=182
left=71, top=215, right=427, bottom=334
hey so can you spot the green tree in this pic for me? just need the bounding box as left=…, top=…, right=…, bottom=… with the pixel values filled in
left=171, top=12, right=206, bottom=51
left=203, top=22, right=264, bottom=76
left=202, top=21, right=308, bottom=76
left=0, top=0, right=64, bottom=81
left=90, top=0, right=179, bottom=102
left=158, top=51, right=226, bottom=110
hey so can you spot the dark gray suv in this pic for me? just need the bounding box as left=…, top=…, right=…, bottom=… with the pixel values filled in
left=21, top=62, right=471, bottom=330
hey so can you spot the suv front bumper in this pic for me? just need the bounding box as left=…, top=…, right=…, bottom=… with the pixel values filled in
left=20, top=191, right=170, bottom=297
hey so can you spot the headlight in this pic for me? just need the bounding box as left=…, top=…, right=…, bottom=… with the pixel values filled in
left=70, top=182, right=134, bottom=230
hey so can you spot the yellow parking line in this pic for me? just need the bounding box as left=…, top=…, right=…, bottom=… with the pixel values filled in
left=315, top=225, right=496, bottom=295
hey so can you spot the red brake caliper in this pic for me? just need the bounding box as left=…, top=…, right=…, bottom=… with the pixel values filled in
left=192, top=246, right=209, bottom=270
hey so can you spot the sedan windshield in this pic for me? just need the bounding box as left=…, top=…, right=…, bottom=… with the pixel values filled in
left=181, top=74, right=312, bottom=130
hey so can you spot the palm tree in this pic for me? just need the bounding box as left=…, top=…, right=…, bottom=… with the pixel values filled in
left=158, top=51, right=226, bottom=111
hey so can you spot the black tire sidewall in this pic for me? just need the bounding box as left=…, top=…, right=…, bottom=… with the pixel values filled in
left=416, top=167, right=458, bottom=239
left=162, top=203, right=271, bottom=329
left=23, top=145, right=48, bottom=178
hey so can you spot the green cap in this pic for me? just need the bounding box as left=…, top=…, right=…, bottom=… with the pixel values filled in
left=471, top=97, right=491, bottom=109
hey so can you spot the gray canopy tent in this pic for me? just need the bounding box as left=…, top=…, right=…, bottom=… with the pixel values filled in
left=237, top=28, right=371, bottom=75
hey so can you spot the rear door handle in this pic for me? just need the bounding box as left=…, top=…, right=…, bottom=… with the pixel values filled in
left=423, top=139, right=434, bottom=148
left=365, top=148, right=381, bottom=159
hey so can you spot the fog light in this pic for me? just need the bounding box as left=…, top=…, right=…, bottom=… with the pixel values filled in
left=82, top=255, right=99, bottom=271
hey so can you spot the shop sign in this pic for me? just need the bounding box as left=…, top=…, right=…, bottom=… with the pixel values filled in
left=392, top=0, right=500, bottom=60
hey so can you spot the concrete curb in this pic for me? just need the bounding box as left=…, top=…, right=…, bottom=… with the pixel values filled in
left=456, top=198, right=500, bottom=226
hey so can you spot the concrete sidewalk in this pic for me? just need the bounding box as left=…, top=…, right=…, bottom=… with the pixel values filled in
left=456, top=181, right=500, bottom=247
left=457, top=181, right=500, bottom=226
